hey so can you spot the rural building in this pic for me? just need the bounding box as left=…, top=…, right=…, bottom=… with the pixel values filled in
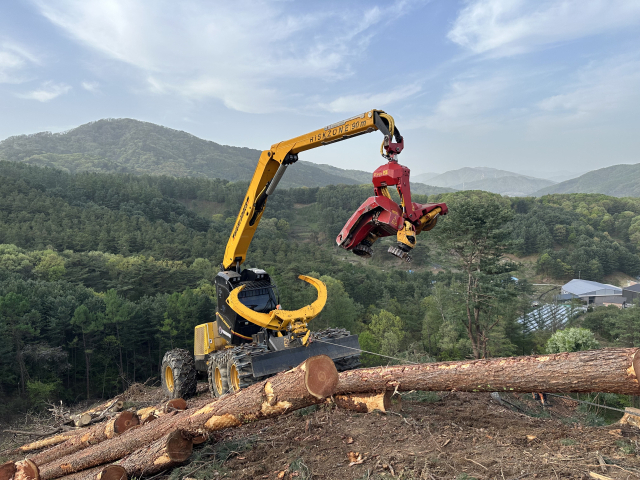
left=622, top=283, right=640, bottom=304
left=561, top=279, right=626, bottom=306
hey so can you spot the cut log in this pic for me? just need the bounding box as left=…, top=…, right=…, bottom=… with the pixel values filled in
left=30, top=412, right=139, bottom=467
left=39, top=355, right=338, bottom=480
left=336, top=348, right=640, bottom=395
left=70, top=414, right=92, bottom=429
left=117, top=430, right=192, bottom=477
left=135, top=398, right=187, bottom=424
left=332, top=391, right=392, bottom=413
left=54, top=465, right=126, bottom=480
left=69, top=398, right=124, bottom=428
left=164, top=398, right=187, bottom=412
left=0, top=461, right=16, bottom=480
left=14, top=460, right=39, bottom=480
left=12, top=431, right=80, bottom=454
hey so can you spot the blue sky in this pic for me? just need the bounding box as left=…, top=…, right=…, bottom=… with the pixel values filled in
left=1, top=0, right=639, bottom=177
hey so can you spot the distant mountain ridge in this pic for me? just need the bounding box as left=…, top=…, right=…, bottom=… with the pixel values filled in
left=415, top=167, right=556, bottom=196
left=534, top=163, right=640, bottom=197
left=0, top=118, right=451, bottom=194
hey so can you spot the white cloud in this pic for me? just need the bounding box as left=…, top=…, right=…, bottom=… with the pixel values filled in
left=0, top=41, right=39, bottom=83
left=34, top=0, right=414, bottom=113
left=17, top=81, right=71, bottom=102
left=448, top=0, right=640, bottom=56
left=81, top=81, right=99, bottom=92
left=321, top=83, right=422, bottom=113
left=531, top=55, right=640, bottom=129
left=407, top=72, right=518, bottom=132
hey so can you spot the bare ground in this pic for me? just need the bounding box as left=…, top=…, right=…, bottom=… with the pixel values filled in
left=169, top=390, right=640, bottom=480
left=2, top=387, right=639, bottom=480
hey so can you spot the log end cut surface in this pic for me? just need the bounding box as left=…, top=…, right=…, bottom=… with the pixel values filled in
left=304, top=355, right=339, bottom=399
left=165, top=430, right=193, bottom=462
left=165, top=399, right=187, bottom=411
left=0, top=461, right=16, bottom=480
left=14, top=460, right=39, bottom=480
left=97, top=465, right=127, bottom=480
left=114, top=412, right=139, bottom=434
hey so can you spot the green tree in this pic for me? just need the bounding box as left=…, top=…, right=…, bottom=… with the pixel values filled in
left=312, top=276, right=360, bottom=332
left=0, top=293, right=39, bottom=395
left=71, top=305, right=104, bottom=399
left=433, top=193, right=517, bottom=358
left=103, top=289, right=132, bottom=390
left=545, top=328, right=600, bottom=353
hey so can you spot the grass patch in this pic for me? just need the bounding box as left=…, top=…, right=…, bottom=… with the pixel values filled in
left=168, top=436, right=255, bottom=480
left=616, top=440, right=637, bottom=455
left=456, top=474, right=479, bottom=480
left=560, top=438, right=577, bottom=446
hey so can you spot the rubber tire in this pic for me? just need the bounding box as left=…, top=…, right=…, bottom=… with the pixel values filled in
left=161, top=348, right=197, bottom=399
left=207, top=352, right=229, bottom=398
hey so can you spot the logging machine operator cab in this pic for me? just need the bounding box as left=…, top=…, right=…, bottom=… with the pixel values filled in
left=214, top=268, right=279, bottom=346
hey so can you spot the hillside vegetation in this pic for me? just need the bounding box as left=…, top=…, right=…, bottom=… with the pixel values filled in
left=0, top=118, right=450, bottom=194
left=1, top=161, right=640, bottom=414
left=535, top=163, right=640, bottom=197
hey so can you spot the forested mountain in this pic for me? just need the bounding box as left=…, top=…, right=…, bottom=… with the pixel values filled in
left=0, top=119, right=450, bottom=194
left=534, top=163, right=640, bottom=197
left=1, top=161, right=640, bottom=414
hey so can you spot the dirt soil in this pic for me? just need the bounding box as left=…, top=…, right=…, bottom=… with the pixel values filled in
left=168, top=390, right=640, bottom=480
left=3, top=386, right=639, bottom=480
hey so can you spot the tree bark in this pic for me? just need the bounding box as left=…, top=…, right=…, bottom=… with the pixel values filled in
left=13, top=431, right=80, bottom=454
left=117, top=430, right=192, bottom=477
left=332, top=390, right=393, bottom=413
left=332, top=391, right=392, bottom=413
left=30, top=412, right=139, bottom=466
left=54, top=465, right=126, bottom=480
left=38, top=355, right=338, bottom=480
left=336, top=348, right=640, bottom=395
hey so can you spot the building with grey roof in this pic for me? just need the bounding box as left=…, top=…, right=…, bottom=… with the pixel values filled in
left=561, top=279, right=625, bottom=306
left=622, top=283, right=640, bottom=304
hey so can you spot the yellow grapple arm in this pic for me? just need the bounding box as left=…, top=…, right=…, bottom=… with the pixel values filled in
left=226, top=275, right=327, bottom=333
left=222, top=109, right=393, bottom=270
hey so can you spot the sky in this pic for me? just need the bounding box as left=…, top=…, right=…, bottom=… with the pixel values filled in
left=1, top=0, right=639, bottom=177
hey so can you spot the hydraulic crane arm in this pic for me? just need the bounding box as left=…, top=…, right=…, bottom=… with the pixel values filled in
left=222, top=109, right=400, bottom=271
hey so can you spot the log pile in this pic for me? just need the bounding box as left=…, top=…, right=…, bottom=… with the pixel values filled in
left=1, top=348, right=639, bottom=480
left=1, top=354, right=339, bottom=480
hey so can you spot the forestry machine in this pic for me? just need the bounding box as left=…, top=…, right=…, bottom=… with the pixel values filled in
left=160, top=110, right=447, bottom=399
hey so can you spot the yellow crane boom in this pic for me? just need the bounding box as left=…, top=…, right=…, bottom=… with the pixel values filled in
left=223, top=109, right=392, bottom=270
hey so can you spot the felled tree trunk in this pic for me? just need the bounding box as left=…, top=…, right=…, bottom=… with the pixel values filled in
left=54, top=465, right=126, bottom=480
left=13, top=431, right=80, bottom=454
left=30, top=412, right=139, bottom=466
left=336, top=348, right=640, bottom=395
left=39, top=355, right=338, bottom=480
left=117, top=430, right=192, bottom=477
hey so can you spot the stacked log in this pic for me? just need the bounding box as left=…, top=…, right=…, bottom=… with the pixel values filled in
left=30, top=355, right=338, bottom=480
left=4, top=349, right=640, bottom=480
left=29, top=412, right=140, bottom=466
